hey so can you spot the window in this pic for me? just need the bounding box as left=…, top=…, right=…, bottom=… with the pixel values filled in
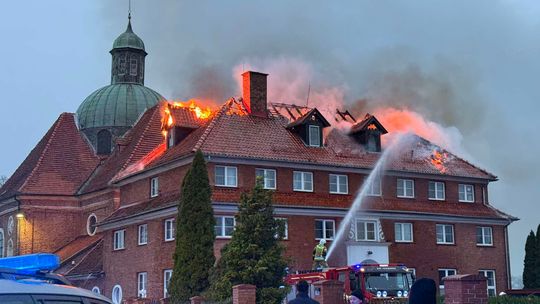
left=137, top=272, right=147, bottom=298
left=459, top=184, right=475, bottom=202
left=96, top=129, right=112, bottom=155
left=429, top=181, right=445, bottom=200
left=293, top=171, right=313, bottom=192
left=438, top=269, right=457, bottom=294
left=308, top=125, right=321, bottom=147
left=6, top=239, right=13, bottom=257
left=395, top=223, right=413, bottom=242
left=275, top=218, right=288, bottom=240
left=112, top=285, right=123, bottom=304
left=92, top=286, right=101, bottom=294
left=0, top=229, right=4, bottom=258
left=329, top=174, right=348, bottom=194
left=366, top=174, right=381, bottom=196
left=215, top=216, right=235, bottom=238
left=256, top=169, right=276, bottom=189
left=113, top=230, right=125, bottom=250
left=479, top=270, right=496, bottom=297
left=87, top=214, right=98, bottom=236
left=397, top=179, right=414, bottom=198
left=130, top=59, right=138, bottom=76
left=164, top=269, right=173, bottom=298
left=315, top=219, right=335, bottom=240
left=476, top=227, right=493, bottom=246
left=215, top=166, right=237, bottom=187
left=150, top=177, right=159, bottom=198
left=436, top=224, right=454, bottom=244
left=138, top=224, right=148, bottom=245
left=356, top=220, right=377, bottom=241
left=164, top=219, right=175, bottom=241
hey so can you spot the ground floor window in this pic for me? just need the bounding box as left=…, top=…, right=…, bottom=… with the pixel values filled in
left=215, top=216, right=235, bottom=238
left=438, top=268, right=457, bottom=294
left=315, top=219, right=335, bottom=240
left=356, top=220, right=377, bottom=241
left=112, top=285, right=122, bottom=304
left=138, top=272, right=147, bottom=298
left=164, top=269, right=173, bottom=298
left=479, top=270, right=496, bottom=297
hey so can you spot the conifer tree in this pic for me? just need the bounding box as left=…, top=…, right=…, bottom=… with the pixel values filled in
left=209, top=180, right=288, bottom=304
left=535, top=224, right=540, bottom=288
left=169, top=150, right=215, bottom=302
left=523, top=230, right=537, bottom=289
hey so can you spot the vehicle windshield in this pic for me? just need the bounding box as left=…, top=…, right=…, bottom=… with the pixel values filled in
left=364, top=272, right=412, bottom=294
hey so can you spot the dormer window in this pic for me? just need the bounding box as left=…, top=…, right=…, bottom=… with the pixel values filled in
left=308, top=125, right=321, bottom=147
left=286, top=108, right=330, bottom=148
left=349, top=114, right=388, bottom=153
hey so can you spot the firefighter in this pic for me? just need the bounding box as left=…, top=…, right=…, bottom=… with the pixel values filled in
left=312, top=239, right=329, bottom=270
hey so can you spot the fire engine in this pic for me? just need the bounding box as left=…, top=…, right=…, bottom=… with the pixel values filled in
left=284, top=263, right=415, bottom=303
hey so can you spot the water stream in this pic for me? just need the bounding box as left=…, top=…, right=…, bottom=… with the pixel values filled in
left=326, top=133, right=409, bottom=259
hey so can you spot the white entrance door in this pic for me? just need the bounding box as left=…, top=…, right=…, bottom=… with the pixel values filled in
left=347, top=242, right=389, bottom=265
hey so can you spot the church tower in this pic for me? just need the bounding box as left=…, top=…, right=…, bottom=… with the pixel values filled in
left=76, top=14, right=165, bottom=155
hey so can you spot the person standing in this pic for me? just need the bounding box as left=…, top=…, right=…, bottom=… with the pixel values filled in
left=408, top=278, right=437, bottom=304
left=312, top=239, right=329, bottom=270
left=289, top=280, right=320, bottom=304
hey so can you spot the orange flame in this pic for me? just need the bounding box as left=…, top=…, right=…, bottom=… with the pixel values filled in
left=170, top=99, right=212, bottom=119
left=367, top=123, right=377, bottom=130
left=430, top=149, right=448, bottom=173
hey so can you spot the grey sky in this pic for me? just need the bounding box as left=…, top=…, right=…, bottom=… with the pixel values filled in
left=1, top=0, right=538, bottom=282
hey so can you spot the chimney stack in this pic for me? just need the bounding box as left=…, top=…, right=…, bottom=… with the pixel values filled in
left=242, top=71, right=268, bottom=117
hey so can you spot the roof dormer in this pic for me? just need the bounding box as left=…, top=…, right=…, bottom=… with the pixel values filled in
left=287, top=108, right=331, bottom=147
left=349, top=114, right=388, bottom=152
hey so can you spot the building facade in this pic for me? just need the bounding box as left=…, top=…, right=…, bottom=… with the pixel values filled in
left=0, top=16, right=516, bottom=303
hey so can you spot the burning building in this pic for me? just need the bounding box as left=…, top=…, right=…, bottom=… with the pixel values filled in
left=0, top=15, right=516, bottom=302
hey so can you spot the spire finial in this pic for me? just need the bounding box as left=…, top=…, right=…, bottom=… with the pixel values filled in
left=128, top=0, right=132, bottom=20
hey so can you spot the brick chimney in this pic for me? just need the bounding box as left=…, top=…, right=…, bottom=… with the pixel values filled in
left=242, top=71, right=268, bottom=117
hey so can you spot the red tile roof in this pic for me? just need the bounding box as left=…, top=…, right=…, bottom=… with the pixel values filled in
left=54, top=234, right=102, bottom=262
left=0, top=113, right=99, bottom=200
left=56, top=239, right=103, bottom=277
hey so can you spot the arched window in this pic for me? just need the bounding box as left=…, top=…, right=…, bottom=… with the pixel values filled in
left=112, top=285, right=123, bottom=304
left=6, top=239, right=13, bottom=257
left=0, top=229, right=4, bottom=258
left=87, top=214, right=98, bottom=236
left=97, top=130, right=112, bottom=155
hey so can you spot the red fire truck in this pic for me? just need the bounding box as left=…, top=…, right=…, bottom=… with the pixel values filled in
left=284, top=263, right=415, bottom=303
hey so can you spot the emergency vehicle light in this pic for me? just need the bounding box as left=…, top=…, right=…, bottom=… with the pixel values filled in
left=0, top=253, right=60, bottom=274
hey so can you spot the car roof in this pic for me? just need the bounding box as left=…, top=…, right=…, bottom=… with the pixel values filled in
left=0, top=279, right=111, bottom=303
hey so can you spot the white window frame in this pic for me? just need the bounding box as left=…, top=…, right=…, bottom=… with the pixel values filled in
left=113, top=230, right=125, bottom=250
left=459, top=184, right=475, bottom=202
left=215, top=166, right=238, bottom=187
left=476, top=226, right=493, bottom=246
left=215, top=216, right=236, bottom=238
left=479, top=270, right=496, bottom=297
left=256, top=168, right=277, bottom=190
left=438, top=268, right=457, bottom=293
left=315, top=219, right=335, bottom=240
left=308, top=125, right=321, bottom=147
left=397, top=179, right=414, bottom=198
left=436, top=224, right=454, bottom=244
left=395, top=222, right=414, bottom=243
left=137, top=272, right=147, bottom=298
left=275, top=218, right=289, bottom=240
left=329, top=174, right=348, bottom=194
left=86, top=213, right=98, bottom=236
left=150, top=177, right=159, bottom=198
left=293, top=171, right=314, bottom=192
left=91, top=286, right=100, bottom=294
left=429, top=181, right=445, bottom=201
left=366, top=174, right=382, bottom=196
left=356, top=220, right=377, bottom=241
left=164, top=269, right=173, bottom=298
left=138, top=224, right=148, bottom=246
left=112, top=284, right=123, bottom=304
left=164, top=218, right=175, bottom=241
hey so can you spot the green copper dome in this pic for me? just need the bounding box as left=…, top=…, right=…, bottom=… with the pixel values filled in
left=112, top=20, right=145, bottom=51
left=76, top=83, right=164, bottom=129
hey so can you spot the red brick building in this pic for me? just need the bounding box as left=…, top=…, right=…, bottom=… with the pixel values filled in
left=0, top=17, right=516, bottom=303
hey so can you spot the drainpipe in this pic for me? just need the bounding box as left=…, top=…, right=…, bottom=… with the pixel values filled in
left=504, top=222, right=512, bottom=290
left=14, top=196, right=21, bottom=255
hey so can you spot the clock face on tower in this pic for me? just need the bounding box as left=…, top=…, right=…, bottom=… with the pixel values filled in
left=7, top=216, right=14, bottom=235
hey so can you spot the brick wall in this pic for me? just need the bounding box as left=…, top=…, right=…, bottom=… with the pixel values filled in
left=444, top=274, right=488, bottom=304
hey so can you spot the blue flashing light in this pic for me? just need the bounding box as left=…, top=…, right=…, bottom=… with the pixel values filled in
left=0, top=253, right=60, bottom=274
